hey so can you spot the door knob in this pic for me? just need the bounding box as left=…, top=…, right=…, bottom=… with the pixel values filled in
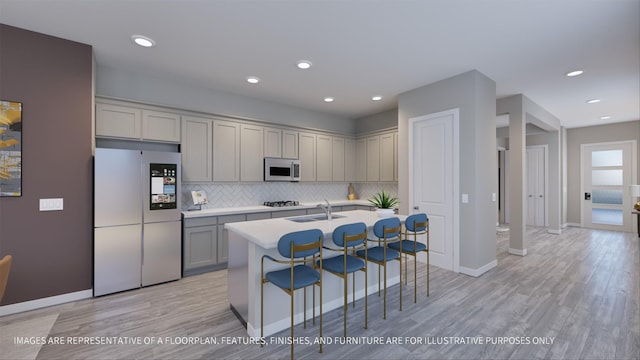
left=585, top=192, right=591, bottom=200
left=539, top=195, right=543, bottom=198
left=413, top=206, right=419, bottom=210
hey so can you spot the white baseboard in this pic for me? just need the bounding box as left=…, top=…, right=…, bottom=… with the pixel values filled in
left=459, top=259, right=497, bottom=277
left=0, top=289, right=93, bottom=316
left=548, top=228, right=562, bottom=235
left=509, top=248, right=528, bottom=256
left=566, top=222, right=581, bottom=228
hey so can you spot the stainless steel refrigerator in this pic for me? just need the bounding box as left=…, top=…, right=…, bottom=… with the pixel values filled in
left=94, top=148, right=182, bottom=296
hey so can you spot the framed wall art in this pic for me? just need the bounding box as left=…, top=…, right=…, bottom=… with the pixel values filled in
left=0, top=100, right=22, bottom=196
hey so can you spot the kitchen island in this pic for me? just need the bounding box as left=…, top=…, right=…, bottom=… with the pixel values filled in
left=226, top=209, right=406, bottom=337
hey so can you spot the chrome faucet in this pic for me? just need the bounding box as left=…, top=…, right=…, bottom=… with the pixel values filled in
left=317, top=199, right=332, bottom=221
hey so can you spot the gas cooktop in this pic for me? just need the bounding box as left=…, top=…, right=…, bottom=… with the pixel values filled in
left=263, top=200, right=300, bottom=207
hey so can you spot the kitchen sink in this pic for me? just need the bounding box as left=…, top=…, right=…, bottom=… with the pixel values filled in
left=286, top=214, right=346, bottom=223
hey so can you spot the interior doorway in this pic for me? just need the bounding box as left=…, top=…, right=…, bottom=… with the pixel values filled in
left=526, top=145, right=547, bottom=227
left=581, top=141, right=637, bottom=232
left=409, top=109, right=459, bottom=272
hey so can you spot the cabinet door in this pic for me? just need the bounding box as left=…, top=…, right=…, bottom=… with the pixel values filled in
left=298, top=132, right=316, bottom=181
left=345, top=138, right=356, bottom=182
left=282, top=130, right=299, bottom=159
left=213, top=120, right=240, bottom=182
left=316, top=134, right=333, bottom=181
left=332, top=137, right=345, bottom=181
left=264, top=127, right=282, bottom=158
left=142, top=110, right=181, bottom=142
left=241, top=124, right=264, bottom=181
left=183, top=225, right=218, bottom=271
left=394, top=132, right=399, bottom=181
left=218, top=214, right=246, bottom=263
left=181, top=116, right=212, bottom=182
left=96, top=103, right=141, bottom=139
left=217, top=226, right=229, bottom=263
left=355, top=138, right=367, bottom=182
left=380, top=133, right=395, bottom=182
left=366, top=135, right=380, bottom=181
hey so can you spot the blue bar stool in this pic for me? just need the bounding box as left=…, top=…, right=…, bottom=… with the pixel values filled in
left=388, top=213, right=429, bottom=302
left=261, top=229, right=324, bottom=360
left=318, top=222, right=368, bottom=337
left=356, top=217, right=402, bottom=319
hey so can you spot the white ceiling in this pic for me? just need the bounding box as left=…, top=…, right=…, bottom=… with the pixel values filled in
left=1, top=0, right=638, bottom=128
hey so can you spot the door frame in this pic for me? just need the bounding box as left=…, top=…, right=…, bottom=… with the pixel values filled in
left=408, top=108, right=460, bottom=273
left=580, top=140, right=637, bottom=231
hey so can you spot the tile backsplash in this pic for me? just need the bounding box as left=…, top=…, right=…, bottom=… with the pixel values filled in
left=181, top=182, right=398, bottom=210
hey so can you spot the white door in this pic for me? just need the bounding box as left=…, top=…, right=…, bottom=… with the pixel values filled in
left=409, top=109, right=459, bottom=271
left=526, top=146, right=546, bottom=227
left=581, top=141, right=636, bottom=232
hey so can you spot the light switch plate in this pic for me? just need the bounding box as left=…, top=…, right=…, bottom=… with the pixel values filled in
left=461, top=194, right=469, bottom=203
left=39, top=198, right=64, bottom=211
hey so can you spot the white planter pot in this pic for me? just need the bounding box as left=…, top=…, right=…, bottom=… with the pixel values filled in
left=375, top=208, right=395, bottom=218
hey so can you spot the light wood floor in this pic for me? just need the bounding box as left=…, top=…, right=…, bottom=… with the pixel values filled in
left=1, top=227, right=638, bottom=360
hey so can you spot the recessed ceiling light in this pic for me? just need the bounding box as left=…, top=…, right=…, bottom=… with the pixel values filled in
left=372, top=95, right=383, bottom=101
left=296, top=60, right=312, bottom=69
left=131, top=35, right=155, bottom=47
left=246, top=76, right=260, bottom=84
left=599, top=116, right=611, bottom=120
left=566, top=70, right=584, bottom=77
left=586, top=99, right=601, bottom=104
left=324, top=97, right=334, bottom=103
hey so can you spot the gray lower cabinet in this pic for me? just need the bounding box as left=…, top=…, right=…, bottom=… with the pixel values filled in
left=183, top=216, right=220, bottom=276
left=182, top=205, right=371, bottom=276
left=217, top=214, right=247, bottom=265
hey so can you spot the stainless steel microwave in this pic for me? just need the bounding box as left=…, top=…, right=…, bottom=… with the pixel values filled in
left=264, top=157, right=301, bottom=182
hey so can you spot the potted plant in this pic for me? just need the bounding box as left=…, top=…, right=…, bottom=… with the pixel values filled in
left=368, top=190, right=398, bottom=218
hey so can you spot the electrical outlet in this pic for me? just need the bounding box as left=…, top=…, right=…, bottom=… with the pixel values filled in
left=39, top=198, right=64, bottom=211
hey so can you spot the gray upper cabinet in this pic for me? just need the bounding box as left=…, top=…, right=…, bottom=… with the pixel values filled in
left=142, top=110, right=181, bottom=143
left=264, top=127, right=282, bottom=158
left=316, top=134, right=333, bottom=181
left=345, top=138, right=356, bottom=182
left=332, top=136, right=345, bottom=181
left=298, top=132, right=317, bottom=181
left=282, top=130, right=299, bottom=159
left=241, top=124, right=264, bottom=181
left=96, top=102, right=180, bottom=143
left=181, top=116, right=213, bottom=182
left=380, top=132, right=395, bottom=182
left=213, top=120, right=241, bottom=182
left=264, top=127, right=298, bottom=160
left=366, top=135, right=380, bottom=181
left=96, top=103, right=142, bottom=139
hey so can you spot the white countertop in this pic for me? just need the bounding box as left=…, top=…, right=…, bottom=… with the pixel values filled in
left=225, top=209, right=406, bottom=249
left=182, top=199, right=372, bottom=218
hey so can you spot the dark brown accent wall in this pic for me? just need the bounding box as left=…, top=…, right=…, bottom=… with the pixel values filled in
left=0, top=24, right=93, bottom=305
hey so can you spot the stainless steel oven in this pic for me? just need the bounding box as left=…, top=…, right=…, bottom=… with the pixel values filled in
left=264, top=157, right=301, bottom=182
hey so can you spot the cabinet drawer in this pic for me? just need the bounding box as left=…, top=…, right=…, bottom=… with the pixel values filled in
left=246, top=212, right=271, bottom=221
left=218, top=214, right=247, bottom=224
left=184, top=216, right=217, bottom=228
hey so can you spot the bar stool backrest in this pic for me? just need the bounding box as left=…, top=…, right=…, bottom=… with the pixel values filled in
left=406, top=213, right=428, bottom=232
left=373, top=217, right=401, bottom=239
left=278, top=229, right=324, bottom=258
left=333, top=222, right=367, bottom=247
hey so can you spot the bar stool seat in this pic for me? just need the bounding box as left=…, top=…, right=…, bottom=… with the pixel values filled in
left=322, top=255, right=365, bottom=274
left=265, top=265, right=320, bottom=290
